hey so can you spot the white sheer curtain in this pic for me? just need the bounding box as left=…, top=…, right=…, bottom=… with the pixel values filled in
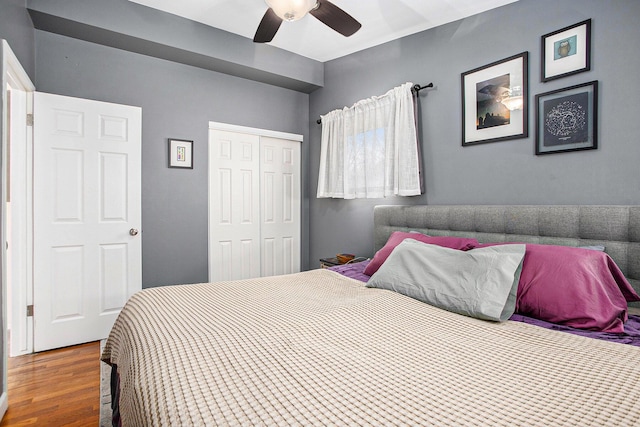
left=317, top=82, right=421, bottom=199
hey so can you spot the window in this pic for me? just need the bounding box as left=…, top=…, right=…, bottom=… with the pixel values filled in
left=317, top=82, right=421, bottom=199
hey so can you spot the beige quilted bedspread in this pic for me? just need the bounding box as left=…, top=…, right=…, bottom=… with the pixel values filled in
left=102, top=269, right=640, bottom=426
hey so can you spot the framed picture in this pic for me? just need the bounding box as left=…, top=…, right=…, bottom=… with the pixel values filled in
left=541, top=19, right=591, bottom=82
left=461, top=52, right=528, bottom=146
left=535, top=80, right=598, bottom=155
left=168, top=138, right=193, bottom=168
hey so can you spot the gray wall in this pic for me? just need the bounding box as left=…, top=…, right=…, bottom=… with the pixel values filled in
left=35, top=31, right=310, bottom=287
left=0, top=0, right=35, bottom=80
left=8, top=0, right=640, bottom=285
left=308, top=0, right=640, bottom=265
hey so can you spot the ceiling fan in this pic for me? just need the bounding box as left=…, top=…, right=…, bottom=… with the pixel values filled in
left=254, top=0, right=361, bottom=43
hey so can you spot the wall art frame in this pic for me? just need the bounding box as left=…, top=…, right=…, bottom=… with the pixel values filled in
left=168, top=138, right=194, bottom=168
left=541, top=19, right=591, bottom=82
left=535, top=80, right=598, bottom=155
left=461, top=52, right=528, bottom=146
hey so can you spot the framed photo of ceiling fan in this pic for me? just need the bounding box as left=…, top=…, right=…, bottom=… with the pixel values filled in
left=253, top=0, right=361, bottom=43
left=461, top=52, right=529, bottom=146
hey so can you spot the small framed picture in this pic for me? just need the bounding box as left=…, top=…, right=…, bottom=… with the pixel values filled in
left=535, top=81, right=598, bottom=155
left=168, top=138, right=193, bottom=168
left=541, top=19, right=591, bottom=82
left=461, top=52, right=528, bottom=146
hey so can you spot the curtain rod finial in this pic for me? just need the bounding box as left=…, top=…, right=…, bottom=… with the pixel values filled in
left=412, top=82, right=434, bottom=93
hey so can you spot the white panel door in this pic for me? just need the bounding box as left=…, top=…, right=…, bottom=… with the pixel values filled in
left=260, top=137, right=301, bottom=276
left=33, top=92, right=142, bottom=352
left=209, top=129, right=261, bottom=282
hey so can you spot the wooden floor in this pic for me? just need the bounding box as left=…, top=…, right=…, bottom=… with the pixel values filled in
left=1, top=341, right=100, bottom=426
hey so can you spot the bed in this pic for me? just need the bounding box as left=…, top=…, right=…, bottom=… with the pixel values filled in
left=102, top=205, right=640, bottom=426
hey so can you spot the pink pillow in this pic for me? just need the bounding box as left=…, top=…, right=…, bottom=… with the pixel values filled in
left=481, top=243, right=640, bottom=333
left=364, top=231, right=478, bottom=276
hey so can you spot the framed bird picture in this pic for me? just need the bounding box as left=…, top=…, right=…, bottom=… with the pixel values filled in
left=541, top=19, right=591, bottom=82
left=461, top=52, right=529, bottom=146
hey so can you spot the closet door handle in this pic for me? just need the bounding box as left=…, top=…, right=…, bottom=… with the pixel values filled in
left=129, top=228, right=139, bottom=236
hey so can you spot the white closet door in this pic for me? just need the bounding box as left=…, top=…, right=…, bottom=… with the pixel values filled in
left=260, top=137, right=301, bottom=276
left=209, top=129, right=261, bottom=281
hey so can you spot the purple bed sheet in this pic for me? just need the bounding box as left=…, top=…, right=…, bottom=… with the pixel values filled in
left=329, top=260, right=640, bottom=347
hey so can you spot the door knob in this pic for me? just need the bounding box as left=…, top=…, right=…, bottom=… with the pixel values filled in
left=129, top=228, right=139, bottom=236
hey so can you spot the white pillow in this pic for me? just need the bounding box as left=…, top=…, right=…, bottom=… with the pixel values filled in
left=366, top=239, right=526, bottom=322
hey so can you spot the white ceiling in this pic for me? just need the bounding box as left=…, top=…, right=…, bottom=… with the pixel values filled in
left=128, top=0, right=518, bottom=62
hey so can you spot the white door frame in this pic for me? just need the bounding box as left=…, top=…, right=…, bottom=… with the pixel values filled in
left=209, top=122, right=303, bottom=143
left=3, top=41, right=35, bottom=358
left=207, top=122, right=302, bottom=282
left=1, top=38, right=35, bottom=419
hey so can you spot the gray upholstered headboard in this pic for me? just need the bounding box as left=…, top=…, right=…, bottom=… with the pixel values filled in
left=374, top=205, right=640, bottom=308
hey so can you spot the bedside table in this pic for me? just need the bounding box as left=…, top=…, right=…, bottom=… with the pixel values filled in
left=320, top=257, right=342, bottom=268
left=320, top=256, right=367, bottom=269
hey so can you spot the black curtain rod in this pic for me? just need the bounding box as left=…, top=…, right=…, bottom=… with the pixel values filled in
left=316, top=82, right=433, bottom=124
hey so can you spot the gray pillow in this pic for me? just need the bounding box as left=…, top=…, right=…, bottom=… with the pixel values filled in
left=366, top=239, right=526, bottom=322
left=579, top=245, right=605, bottom=251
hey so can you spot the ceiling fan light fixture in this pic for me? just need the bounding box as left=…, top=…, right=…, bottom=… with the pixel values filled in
left=266, top=0, right=317, bottom=22
left=500, top=85, right=524, bottom=111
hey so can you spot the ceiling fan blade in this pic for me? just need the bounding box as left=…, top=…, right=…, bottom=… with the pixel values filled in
left=253, top=8, right=283, bottom=43
left=309, top=0, right=361, bottom=37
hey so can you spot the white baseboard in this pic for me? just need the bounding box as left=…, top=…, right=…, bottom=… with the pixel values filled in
left=0, top=391, right=8, bottom=422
